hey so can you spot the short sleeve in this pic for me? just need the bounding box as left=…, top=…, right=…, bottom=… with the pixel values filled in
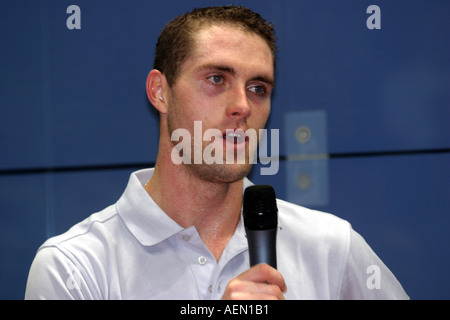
left=25, top=246, right=94, bottom=300
left=338, top=229, right=409, bottom=300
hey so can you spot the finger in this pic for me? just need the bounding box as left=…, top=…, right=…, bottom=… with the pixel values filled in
left=251, top=282, right=286, bottom=300
left=224, top=279, right=285, bottom=300
left=227, top=291, right=283, bottom=300
left=238, top=263, right=287, bottom=292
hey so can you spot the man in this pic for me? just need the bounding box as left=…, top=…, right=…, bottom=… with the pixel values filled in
left=25, top=6, right=408, bottom=299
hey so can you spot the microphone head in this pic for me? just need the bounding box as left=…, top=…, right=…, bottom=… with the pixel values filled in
left=243, top=185, right=278, bottom=230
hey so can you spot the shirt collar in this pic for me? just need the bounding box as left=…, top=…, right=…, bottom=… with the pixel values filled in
left=116, top=168, right=183, bottom=246
left=116, top=168, right=252, bottom=247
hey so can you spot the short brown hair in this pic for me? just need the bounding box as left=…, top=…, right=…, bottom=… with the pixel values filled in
left=153, top=5, right=277, bottom=86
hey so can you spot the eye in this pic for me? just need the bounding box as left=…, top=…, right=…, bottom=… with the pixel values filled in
left=207, top=75, right=225, bottom=85
left=248, top=84, right=267, bottom=95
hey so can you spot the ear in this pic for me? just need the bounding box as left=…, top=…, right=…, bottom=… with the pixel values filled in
left=146, top=69, right=168, bottom=114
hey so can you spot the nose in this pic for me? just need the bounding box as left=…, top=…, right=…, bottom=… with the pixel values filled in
left=226, top=87, right=251, bottom=120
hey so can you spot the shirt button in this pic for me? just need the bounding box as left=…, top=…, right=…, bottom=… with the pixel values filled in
left=208, top=284, right=213, bottom=293
left=198, top=256, right=207, bottom=265
left=182, top=234, right=190, bottom=242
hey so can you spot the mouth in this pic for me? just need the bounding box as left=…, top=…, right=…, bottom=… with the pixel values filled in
left=222, top=128, right=247, bottom=145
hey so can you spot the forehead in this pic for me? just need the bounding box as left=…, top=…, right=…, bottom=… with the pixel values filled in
left=183, top=24, right=274, bottom=76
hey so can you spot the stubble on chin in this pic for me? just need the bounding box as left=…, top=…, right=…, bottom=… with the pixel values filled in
left=186, top=162, right=253, bottom=184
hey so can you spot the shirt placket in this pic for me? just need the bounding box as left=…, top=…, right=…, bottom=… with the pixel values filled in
left=176, top=227, right=217, bottom=299
left=209, top=224, right=250, bottom=299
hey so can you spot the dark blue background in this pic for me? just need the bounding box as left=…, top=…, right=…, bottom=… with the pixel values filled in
left=1, top=0, right=449, bottom=299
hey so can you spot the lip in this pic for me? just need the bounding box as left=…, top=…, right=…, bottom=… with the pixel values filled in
left=222, top=128, right=246, bottom=141
left=222, top=128, right=248, bottom=152
left=222, top=128, right=248, bottom=141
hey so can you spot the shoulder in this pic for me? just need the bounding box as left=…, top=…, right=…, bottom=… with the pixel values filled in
left=275, top=198, right=353, bottom=273
left=36, top=204, right=124, bottom=278
left=41, top=204, right=120, bottom=250
left=26, top=205, right=122, bottom=299
left=276, top=198, right=351, bottom=242
left=275, top=199, right=354, bottom=298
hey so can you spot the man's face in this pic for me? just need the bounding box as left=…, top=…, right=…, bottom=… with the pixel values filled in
left=166, top=24, right=274, bottom=183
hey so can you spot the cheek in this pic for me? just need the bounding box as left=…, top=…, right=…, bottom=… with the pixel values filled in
left=254, top=104, right=271, bottom=129
left=176, top=87, right=217, bottom=121
left=168, top=90, right=196, bottom=124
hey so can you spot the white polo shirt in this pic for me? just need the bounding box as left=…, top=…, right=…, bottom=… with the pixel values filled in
left=25, top=168, right=408, bottom=299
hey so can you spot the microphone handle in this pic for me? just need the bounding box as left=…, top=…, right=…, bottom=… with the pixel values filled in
left=245, top=228, right=277, bottom=269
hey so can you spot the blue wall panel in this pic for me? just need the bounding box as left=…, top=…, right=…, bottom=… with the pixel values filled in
left=0, top=1, right=48, bottom=170
left=51, top=169, right=135, bottom=235
left=1, top=0, right=449, bottom=299
left=270, top=0, right=450, bottom=155
left=0, top=174, right=48, bottom=299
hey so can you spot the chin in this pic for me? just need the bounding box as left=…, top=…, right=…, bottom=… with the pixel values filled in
left=188, top=163, right=253, bottom=184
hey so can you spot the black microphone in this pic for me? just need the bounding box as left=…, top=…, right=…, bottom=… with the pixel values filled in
left=243, top=185, right=278, bottom=269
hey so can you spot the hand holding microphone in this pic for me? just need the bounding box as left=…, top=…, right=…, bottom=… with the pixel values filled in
left=221, top=263, right=286, bottom=300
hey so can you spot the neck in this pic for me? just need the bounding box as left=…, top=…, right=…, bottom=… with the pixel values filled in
left=145, top=149, right=244, bottom=261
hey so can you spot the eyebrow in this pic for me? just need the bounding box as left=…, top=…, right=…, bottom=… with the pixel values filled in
left=199, top=63, right=275, bottom=87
